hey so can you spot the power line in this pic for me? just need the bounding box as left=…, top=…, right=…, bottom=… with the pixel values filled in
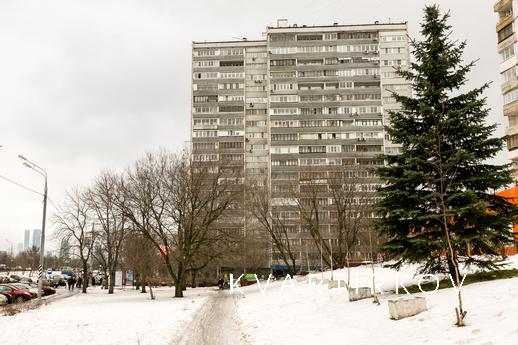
left=0, top=173, right=42, bottom=196
left=0, top=172, right=60, bottom=211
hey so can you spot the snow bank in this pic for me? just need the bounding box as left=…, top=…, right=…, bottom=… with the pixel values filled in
left=237, top=254, right=518, bottom=345
left=0, top=286, right=213, bottom=345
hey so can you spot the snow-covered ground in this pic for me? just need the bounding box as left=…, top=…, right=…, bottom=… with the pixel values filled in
left=0, top=286, right=213, bottom=345
left=237, top=255, right=518, bottom=345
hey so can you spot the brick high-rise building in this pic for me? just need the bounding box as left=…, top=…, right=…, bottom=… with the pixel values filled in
left=191, top=20, right=411, bottom=270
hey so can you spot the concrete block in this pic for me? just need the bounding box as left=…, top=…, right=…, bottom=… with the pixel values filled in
left=348, top=287, right=372, bottom=301
left=327, top=280, right=347, bottom=289
left=388, top=297, right=427, bottom=320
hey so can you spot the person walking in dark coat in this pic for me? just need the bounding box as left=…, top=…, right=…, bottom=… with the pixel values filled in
left=67, top=276, right=73, bottom=291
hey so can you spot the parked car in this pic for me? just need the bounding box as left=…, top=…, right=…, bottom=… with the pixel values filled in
left=0, top=293, right=8, bottom=306
left=0, top=284, right=33, bottom=303
left=0, top=291, right=12, bottom=304
left=10, top=284, right=37, bottom=298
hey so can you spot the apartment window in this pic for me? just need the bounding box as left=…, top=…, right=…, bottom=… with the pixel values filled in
left=339, top=82, right=354, bottom=89
left=193, top=142, right=217, bottom=151
left=501, top=45, right=515, bottom=62
left=269, top=34, right=296, bottom=42
left=219, top=95, right=244, bottom=102
left=219, top=83, right=244, bottom=90
left=502, top=67, right=517, bottom=83
left=247, top=109, right=268, bottom=115
left=297, top=34, right=323, bottom=41
left=270, top=59, right=296, bottom=67
left=194, top=72, right=218, bottom=79
left=219, top=106, right=244, bottom=112
left=324, top=33, right=338, bottom=41
left=271, top=83, right=296, bottom=91
left=498, top=24, right=514, bottom=43
left=220, top=72, right=244, bottom=79
left=220, top=48, right=243, bottom=56
left=194, top=60, right=218, bottom=67
left=504, top=88, right=518, bottom=105
left=193, top=118, right=218, bottom=126
left=355, top=119, right=382, bottom=126
left=270, top=95, right=299, bottom=103
left=300, top=120, right=324, bottom=127
left=194, top=95, right=218, bottom=103
left=193, top=154, right=218, bottom=161
left=220, top=154, right=243, bottom=161
left=272, top=120, right=298, bottom=128
left=246, top=132, right=267, bottom=139
left=219, top=142, right=243, bottom=149
left=219, top=118, right=243, bottom=126
left=195, top=49, right=218, bottom=56
left=270, top=47, right=296, bottom=54
left=195, top=84, right=218, bottom=91
left=270, top=108, right=299, bottom=116
left=193, top=130, right=217, bottom=138
left=246, top=120, right=267, bottom=127
left=220, top=60, right=244, bottom=67
left=270, top=71, right=297, bottom=79
left=272, top=159, right=298, bottom=166
left=301, top=108, right=323, bottom=115
left=299, top=146, right=326, bottom=154
left=508, top=134, right=518, bottom=150
left=271, top=146, right=298, bottom=154
left=194, top=106, right=217, bottom=113
left=356, top=145, right=382, bottom=152
left=271, top=133, right=298, bottom=141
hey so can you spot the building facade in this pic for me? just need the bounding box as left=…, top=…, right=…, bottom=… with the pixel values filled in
left=495, top=0, right=518, bottom=178
left=32, top=229, right=41, bottom=250
left=23, top=229, right=30, bottom=250
left=191, top=20, right=411, bottom=269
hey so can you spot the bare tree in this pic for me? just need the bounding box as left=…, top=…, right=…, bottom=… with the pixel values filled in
left=329, top=165, right=377, bottom=285
left=296, top=170, right=332, bottom=269
left=122, top=151, right=237, bottom=297
left=53, top=188, right=96, bottom=293
left=248, top=181, right=298, bottom=275
left=88, top=171, right=127, bottom=294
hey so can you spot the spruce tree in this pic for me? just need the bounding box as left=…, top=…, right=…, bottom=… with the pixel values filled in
left=375, top=5, right=518, bottom=326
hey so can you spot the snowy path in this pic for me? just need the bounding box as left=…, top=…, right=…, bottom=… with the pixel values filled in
left=174, top=291, right=248, bottom=345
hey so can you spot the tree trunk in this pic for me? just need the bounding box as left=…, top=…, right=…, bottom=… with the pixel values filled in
left=108, top=270, right=115, bottom=294
left=148, top=282, right=155, bottom=300
left=174, top=282, right=183, bottom=297
left=82, top=261, right=89, bottom=294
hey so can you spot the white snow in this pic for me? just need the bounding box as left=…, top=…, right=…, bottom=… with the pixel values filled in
left=0, top=286, right=213, bottom=345
left=237, top=255, right=518, bottom=345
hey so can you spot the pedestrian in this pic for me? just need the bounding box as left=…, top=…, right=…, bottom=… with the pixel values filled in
left=67, top=276, right=73, bottom=291
left=77, top=276, right=82, bottom=289
left=223, top=273, right=228, bottom=289
left=71, top=276, right=76, bottom=291
left=218, top=277, right=224, bottom=289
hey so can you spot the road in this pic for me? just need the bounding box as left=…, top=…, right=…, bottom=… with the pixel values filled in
left=174, top=291, right=249, bottom=345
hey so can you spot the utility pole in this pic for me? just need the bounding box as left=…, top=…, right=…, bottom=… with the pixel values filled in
left=19, top=154, right=48, bottom=301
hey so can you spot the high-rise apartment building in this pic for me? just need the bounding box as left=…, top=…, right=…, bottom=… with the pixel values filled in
left=495, top=0, right=518, bottom=178
left=191, top=20, right=411, bottom=269
left=32, top=229, right=41, bottom=250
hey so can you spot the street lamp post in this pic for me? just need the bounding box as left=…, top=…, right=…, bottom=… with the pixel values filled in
left=18, top=155, right=47, bottom=301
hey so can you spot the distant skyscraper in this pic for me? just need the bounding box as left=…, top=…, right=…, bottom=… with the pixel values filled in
left=17, top=242, right=23, bottom=254
left=24, top=230, right=30, bottom=250
left=32, top=229, right=41, bottom=250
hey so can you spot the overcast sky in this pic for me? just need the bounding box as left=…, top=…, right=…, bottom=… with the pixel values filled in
left=0, top=0, right=506, bottom=252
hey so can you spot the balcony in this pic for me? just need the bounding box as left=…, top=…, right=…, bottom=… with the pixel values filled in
left=495, top=0, right=512, bottom=13
left=497, top=14, right=514, bottom=32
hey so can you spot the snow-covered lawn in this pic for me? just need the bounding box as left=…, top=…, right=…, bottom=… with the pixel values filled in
left=0, top=286, right=213, bottom=345
left=237, top=255, right=518, bottom=345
